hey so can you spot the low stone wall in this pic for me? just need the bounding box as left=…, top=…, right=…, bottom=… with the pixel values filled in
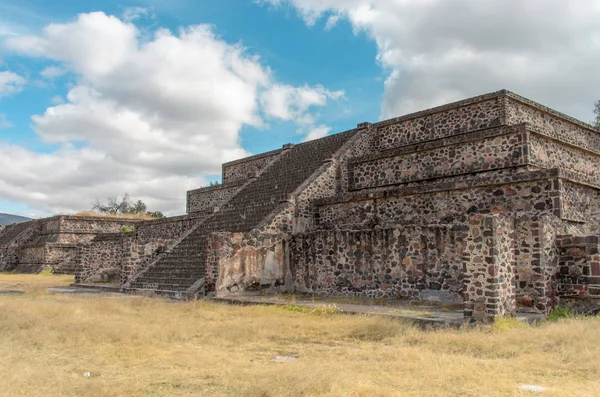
left=35, top=216, right=139, bottom=244
left=75, top=234, right=124, bottom=283
left=16, top=243, right=78, bottom=274
left=289, top=226, right=466, bottom=303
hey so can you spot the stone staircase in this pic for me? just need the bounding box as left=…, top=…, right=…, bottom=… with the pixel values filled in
left=127, top=130, right=358, bottom=298
left=0, top=221, right=36, bottom=246
left=0, top=221, right=38, bottom=271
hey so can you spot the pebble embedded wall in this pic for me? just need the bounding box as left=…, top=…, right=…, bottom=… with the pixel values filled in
left=375, top=97, right=505, bottom=151
left=292, top=126, right=370, bottom=233
left=75, top=234, right=124, bottom=283
left=350, top=129, right=527, bottom=190
left=316, top=176, right=560, bottom=229
left=463, top=214, right=517, bottom=321
left=561, top=181, right=600, bottom=225
left=290, top=226, right=466, bottom=302
left=529, top=133, right=600, bottom=188
left=506, top=98, right=600, bottom=153
left=74, top=214, right=206, bottom=284
left=556, top=235, right=600, bottom=301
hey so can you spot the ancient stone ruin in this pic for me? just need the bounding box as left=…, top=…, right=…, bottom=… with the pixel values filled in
left=2, top=90, right=600, bottom=321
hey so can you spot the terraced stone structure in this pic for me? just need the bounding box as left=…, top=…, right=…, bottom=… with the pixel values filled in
left=2, top=90, right=599, bottom=321
left=0, top=216, right=138, bottom=274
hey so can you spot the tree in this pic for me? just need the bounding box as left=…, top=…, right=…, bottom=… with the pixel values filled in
left=594, top=100, right=600, bottom=129
left=92, top=193, right=164, bottom=218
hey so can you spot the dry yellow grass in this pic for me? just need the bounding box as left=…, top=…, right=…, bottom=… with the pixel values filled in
left=0, top=273, right=599, bottom=397
left=73, top=211, right=156, bottom=220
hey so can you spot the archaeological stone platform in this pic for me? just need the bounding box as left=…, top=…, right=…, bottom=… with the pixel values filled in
left=2, top=90, right=600, bottom=322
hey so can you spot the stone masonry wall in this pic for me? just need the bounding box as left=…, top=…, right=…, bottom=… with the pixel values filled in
left=290, top=226, right=466, bottom=302
left=529, top=133, right=600, bottom=188
left=556, top=235, right=600, bottom=301
left=222, top=149, right=282, bottom=183
left=350, top=127, right=526, bottom=190
left=0, top=221, right=39, bottom=271
left=17, top=244, right=78, bottom=273
left=513, top=216, right=562, bottom=313
left=506, top=98, right=600, bottom=153
left=293, top=126, right=371, bottom=233
left=46, top=244, right=79, bottom=274
left=19, top=245, right=45, bottom=264
left=75, top=234, right=124, bottom=283
left=375, top=97, right=505, bottom=151
left=317, top=176, right=560, bottom=229
left=561, top=181, right=600, bottom=225
left=74, top=214, right=205, bottom=284
left=463, top=214, right=517, bottom=321
left=135, top=214, right=205, bottom=241
left=187, top=180, right=245, bottom=214
left=35, top=216, right=138, bottom=244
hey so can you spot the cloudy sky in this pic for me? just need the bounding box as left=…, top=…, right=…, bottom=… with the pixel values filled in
left=0, top=0, right=599, bottom=217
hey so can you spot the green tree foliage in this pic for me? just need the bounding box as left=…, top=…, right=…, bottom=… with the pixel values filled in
left=92, top=193, right=164, bottom=218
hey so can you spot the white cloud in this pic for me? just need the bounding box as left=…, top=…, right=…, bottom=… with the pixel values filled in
left=1, top=12, right=342, bottom=215
left=50, top=95, right=63, bottom=105
left=40, top=65, right=65, bottom=79
left=0, top=113, right=13, bottom=129
left=260, top=84, right=343, bottom=140
left=263, top=0, right=600, bottom=122
left=122, top=7, right=152, bottom=22
left=260, top=83, right=343, bottom=121
left=0, top=70, right=26, bottom=98
left=303, top=125, right=331, bottom=141
left=324, top=14, right=340, bottom=30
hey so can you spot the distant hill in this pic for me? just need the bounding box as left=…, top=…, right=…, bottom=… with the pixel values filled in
left=0, top=213, right=32, bottom=226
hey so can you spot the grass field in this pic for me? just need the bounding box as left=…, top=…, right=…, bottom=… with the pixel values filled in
left=0, top=273, right=599, bottom=397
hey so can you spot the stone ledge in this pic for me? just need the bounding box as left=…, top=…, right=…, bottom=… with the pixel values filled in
left=372, top=89, right=598, bottom=133
left=350, top=123, right=528, bottom=165
left=505, top=91, right=598, bottom=132
left=135, top=212, right=208, bottom=226
left=221, top=148, right=283, bottom=168
left=315, top=168, right=560, bottom=206
left=186, top=179, right=246, bottom=195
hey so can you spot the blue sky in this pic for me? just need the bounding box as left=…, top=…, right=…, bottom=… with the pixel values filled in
left=0, top=0, right=599, bottom=217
